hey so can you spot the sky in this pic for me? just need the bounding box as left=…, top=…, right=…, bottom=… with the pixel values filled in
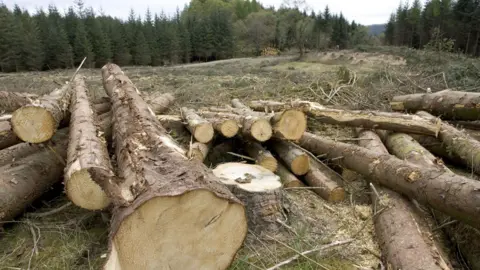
left=5, top=0, right=421, bottom=25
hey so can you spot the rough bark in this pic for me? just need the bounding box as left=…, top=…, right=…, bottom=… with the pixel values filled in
left=276, top=163, right=305, bottom=188
left=298, top=132, right=480, bottom=229
left=232, top=99, right=306, bottom=140
left=0, top=120, right=21, bottom=150
left=447, top=120, right=480, bottom=131
left=187, top=142, right=211, bottom=162
left=416, top=111, right=480, bottom=174
left=357, top=130, right=452, bottom=270
left=304, top=160, right=345, bottom=203
left=270, top=139, right=310, bottom=175
left=391, top=90, right=480, bottom=120
left=213, top=162, right=283, bottom=235
left=11, top=83, right=73, bottom=143
left=101, top=63, right=247, bottom=270
left=244, top=141, right=278, bottom=172
left=64, top=77, right=116, bottom=211
left=0, top=115, right=111, bottom=222
left=0, top=91, right=38, bottom=112
left=249, top=100, right=442, bottom=136
left=181, top=107, right=214, bottom=143
left=198, top=111, right=272, bottom=142
left=144, top=93, right=175, bottom=115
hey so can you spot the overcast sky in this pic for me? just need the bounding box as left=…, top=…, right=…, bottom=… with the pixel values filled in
left=6, top=0, right=420, bottom=25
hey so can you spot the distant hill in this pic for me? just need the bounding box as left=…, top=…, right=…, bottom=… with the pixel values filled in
left=368, top=24, right=386, bottom=36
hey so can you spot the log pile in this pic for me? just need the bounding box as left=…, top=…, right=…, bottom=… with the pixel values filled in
left=2, top=64, right=480, bottom=270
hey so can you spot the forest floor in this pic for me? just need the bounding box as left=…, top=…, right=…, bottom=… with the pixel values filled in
left=1, top=46, right=479, bottom=270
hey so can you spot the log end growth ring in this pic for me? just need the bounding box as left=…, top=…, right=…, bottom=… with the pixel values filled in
left=66, top=169, right=111, bottom=210
left=194, top=123, right=214, bottom=143
left=291, top=154, right=310, bottom=175
left=104, top=190, right=247, bottom=269
left=258, top=156, right=278, bottom=172
left=251, top=119, right=273, bottom=142
left=274, top=110, right=307, bottom=140
left=11, top=106, right=56, bottom=143
left=220, top=119, right=239, bottom=138
left=328, top=187, right=346, bottom=202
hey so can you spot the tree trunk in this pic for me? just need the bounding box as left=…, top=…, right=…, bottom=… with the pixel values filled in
left=416, top=111, right=480, bottom=174
left=249, top=100, right=441, bottom=136
left=0, top=120, right=21, bottom=150
left=198, top=111, right=272, bottom=142
left=180, top=107, right=214, bottom=143
left=276, top=163, right=305, bottom=188
left=357, top=130, right=453, bottom=270
left=231, top=99, right=306, bottom=140
left=244, top=141, right=278, bottom=172
left=11, top=83, right=73, bottom=143
left=304, top=160, right=345, bottom=203
left=212, top=162, right=283, bottom=236
left=270, top=139, right=310, bottom=176
left=144, top=93, right=175, bottom=115
left=0, top=91, right=38, bottom=112
left=447, top=120, right=480, bottom=131
left=158, top=114, right=239, bottom=139
left=187, top=142, right=211, bottom=162
left=64, top=77, right=116, bottom=211
left=391, top=90, right=480, bottom=120
left=101, top=63, right=247, bottom=270
left=298, top=132, right=480, bottom=229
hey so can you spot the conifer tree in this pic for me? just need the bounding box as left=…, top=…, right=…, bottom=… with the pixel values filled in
left=18, top=11, right=44, bottom=70
left=73, top=19, right=94, bottom=67
left=133, top=30, right=151, bottom=65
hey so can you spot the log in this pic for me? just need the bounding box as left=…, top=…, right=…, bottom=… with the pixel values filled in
left=93, top=102, right=111, bottom=114
left=298, top=132, right=480, bottom=229
left=244, top=141, right=278, bottom=172
left=213, top=162, right=283, bottom=235
left=270, top=140, right=310, bottom=176
left=447, top=120, right=480, bottom=131
left=11, top=84, right=73, bottom=143
left=249, top=100, right=442, bottom=136
left=158, top=114, right=239, bottom=138
left=391, top=90, right=480, bottom=120
left=64, top=77, right=116, bottom=211
left=0, top=91, right=38, bottom=112
left=416, top=111, right=480, bottom=174
left=304, top=160, right=345, bottom=203
left=232, top=99, right=306, bottom=140
left=0, top=115, right=111, bottom=222
left=0, top=120, right=21, bottom=150
left=180, top=107, right=214, bottom=143
left=357, top=130, right=453, bottom=270
left=187, top=142, right=211, bottom=162
left=144, top=93, right=175, bottom=114
left=198, top=111, right=272, bottom=142
left=275, top=163, right=305, bottom=188
left=101, top=63, right=247, bottom=269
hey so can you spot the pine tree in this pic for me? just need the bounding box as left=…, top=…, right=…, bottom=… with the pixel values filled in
left=133, top=30, right=151, bottom=65
left=19, top=11, right=44, bottom=70
left=73, top=19, right=94, bottom=67
left=65, top=7, right=78, bottom=46
left=84, top=10, right=112, bottom=67
left=110, top=22, right=131, bottom=66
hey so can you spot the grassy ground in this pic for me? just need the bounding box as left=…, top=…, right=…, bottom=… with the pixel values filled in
left=1, top=46, right=479, bottom=269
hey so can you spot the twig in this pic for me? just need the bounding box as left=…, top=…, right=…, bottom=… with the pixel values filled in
left=433, top=219, right=458, bottom=232
left=265, top=239, right=355, bottom=270
left=227, top=152, right=256, bottom=161
left=442, top=72, right=449, bottom=89
left=70, top=57, right=87, bottom=83
left=26, top=202, right=72, bottom=218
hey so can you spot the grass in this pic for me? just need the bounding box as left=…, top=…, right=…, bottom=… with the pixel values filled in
left=2, top=46, right=479, bottom=269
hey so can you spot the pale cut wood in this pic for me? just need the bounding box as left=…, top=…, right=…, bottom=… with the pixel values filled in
left=11, top=84, right=73, bottom=143
left=0, top=91, right=38, bottom=112
left=270, top=140, right=309, bottom=175
left=275, top=163, right=305, bottom=188
left=181, top=107, right=214, bottom=143
left=64, top=77, right=116, bottom=211
left=188, top=142, right=211, bottom=162
left=101, top=63, right=247, bottom=270
left=244, top=141, right=278, bottom=172
left=304, top=160, right=345, bottom=203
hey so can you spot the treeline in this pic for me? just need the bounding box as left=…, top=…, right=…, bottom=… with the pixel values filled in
left=0, top=0, right=375, bottom=72
left=385, top=0, right=480, bottom=56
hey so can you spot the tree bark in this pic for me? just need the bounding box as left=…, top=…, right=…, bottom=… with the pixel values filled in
left=244, top=141, right=278, bottom=172
left=64, top=77, right=116, bottom=211
left=416, top=111, right=480, bottom=174
left=0, top=91, right=38, bottom=112
left=101, top=63, right=247, bottom=270
left=180, top=107, right=214, bottom=143
left=212, top=162, right=283, bottom=236
left=304, top=160, right=345, bottom=203
left=11, top=83, right=73, bottom=143
left=144, top=93, right=175, bottom=115
left=298, top=132, right=480, bottom=229
left=249, top=100, right=441, bottom=136
left=270, top=139, right=310, bottom=176
left=198, top=111, right=272, bottom=142
left=357, top=130, right=453, bottom=270
left=391, top=90, right=480, bottom=120
left=276, top=163, right=305, bottom=188
left=0, top=120, right=21, bottom=150
left=231, top=99, right=306, bottom=140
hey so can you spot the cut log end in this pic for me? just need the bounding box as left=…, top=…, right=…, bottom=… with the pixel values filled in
left=250, top=119, right=272, bottom=142
left=65, top=169, right=111, bottom=210
left=187, top=142, right=210, bottom=162
left=104, top=190, right=247, bottom=270
left=193, top=123, right=214, bottom=143
left=273, top=110, right=307, bottom=140
left=214, top=163, right=282, bottom=192
left=219, top=119, right=239, bottom=138
left=328, top=187, right=346, bottom=202
left=258, top=156, right=278, bottom=172
left=291, top=154, right=310, bottom=175
left=11, top=106, right=56, bottom=143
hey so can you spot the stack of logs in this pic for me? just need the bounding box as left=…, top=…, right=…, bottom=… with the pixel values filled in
left=1, top=63, right=480, bottom=270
